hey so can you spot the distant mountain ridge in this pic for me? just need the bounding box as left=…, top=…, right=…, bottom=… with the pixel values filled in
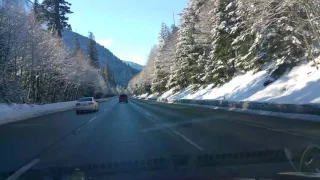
left=122, top=60, right=143, bottom=71
left=62, top=30, right=140, bottom=87
left=10, top=0, right=140, bottom=87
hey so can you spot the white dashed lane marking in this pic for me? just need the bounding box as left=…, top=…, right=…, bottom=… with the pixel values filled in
left=130, top=102, right=204, bottom=152
left=6, top=159, right=40, bottom=180
left=89, top=117, right=96, bottom=123
left=229, top=119, right=320, bottom=141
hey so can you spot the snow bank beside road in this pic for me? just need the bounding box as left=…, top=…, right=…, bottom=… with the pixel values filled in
left=158, top=70, right=271, bottom=101
left=247, top=62, right=320, bottom=104
left=157, top=61, right=320, bottom=104
left=137, top=61, right=320, bottom=120
left=136, top=93, right=159, bottom=100
left=190, top=70, right=271, bottom=101
left=0, top=101, right=77, bottom=125
left=138, top=93, right=149, bottom=99
left=0, top=97, right=116, bottom=125
left=0, top=97, right=115, bottom=125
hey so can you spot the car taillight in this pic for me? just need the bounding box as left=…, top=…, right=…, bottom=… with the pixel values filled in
left=76, top=103, right=80, bottom=106
left=88, top=102, right=94, bottom=105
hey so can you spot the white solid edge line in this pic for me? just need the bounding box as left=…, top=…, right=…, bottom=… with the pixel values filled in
left=6, top=159, right=40, bottom=180
left=131, top=103, right=204, bottom=152
left=149, top=101, right=320, bottom=140
left=230, top=119, right=320, bottom=141
left=89, top=116, right=97, bottom=123
left=74, top=128, right=82, bottom=134
left=171, top=130, right=204, bottom=151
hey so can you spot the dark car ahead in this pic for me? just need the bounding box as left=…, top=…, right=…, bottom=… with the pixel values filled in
left=119, top=94, right=128, bottom=103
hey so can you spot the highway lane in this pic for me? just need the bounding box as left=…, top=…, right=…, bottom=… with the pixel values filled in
left=1, top=98, right=320, bottom=179
left=131, top=99, right=320, bottom=152
left=0, top=100, right=111, bottom=172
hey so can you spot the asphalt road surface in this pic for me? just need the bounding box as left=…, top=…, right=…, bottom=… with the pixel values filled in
left=1, top=98, right=320, bottom=179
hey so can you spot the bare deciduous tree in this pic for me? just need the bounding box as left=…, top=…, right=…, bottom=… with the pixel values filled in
left=0, top=3, right=109, bottom=103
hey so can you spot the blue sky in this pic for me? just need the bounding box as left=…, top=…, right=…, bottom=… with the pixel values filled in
left=68, top=0, right=188, bottom=65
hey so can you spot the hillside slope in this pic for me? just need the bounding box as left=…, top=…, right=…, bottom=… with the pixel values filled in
left=144, top=60, right=320, bottom=104
left=122, top=60, right=143, bottom=71
left=63, top=30, right=139, bottom=86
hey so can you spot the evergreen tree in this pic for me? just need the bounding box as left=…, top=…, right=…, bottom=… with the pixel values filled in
left=87, top=32, right=99, bottom=67
left=159, top=23, right=171, bottom=46
left=189, top=0, right=213, bottom=86
left=224, top=0, right=257, bottom=72
left=0, top=7, right=8, bottom=77
left=102, top=65, right=116, bottom=86
left=171, top=24, right=178, bottom=34
left=73, top=34, right=81, bottom=55
left=41, top=0, right=73, bottom=37
left=253, top=0, right=305, bottom=79
left=204, top=0, right=242, bottom=85
left=128, top=0, right=320, bottom=96
left=167, top=7, right=200, bottom=90
left=33, top=0, right=40, bottom=16
left=151, top=23, right=171, bottom=93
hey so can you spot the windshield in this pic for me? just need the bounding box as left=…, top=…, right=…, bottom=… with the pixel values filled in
left=1, top=0, right=320, bottom=179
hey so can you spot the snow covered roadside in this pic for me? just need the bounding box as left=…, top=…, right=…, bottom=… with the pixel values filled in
left=136, top=93, right=160, bottom=100
left=158, top=70, right=271, bottom=101
left=0, top=97, right=115, bottom=126
left=0, top=101, right=77, bottom=126
left=137, top=93, right=149, bottom=99
left=136, top=61, right=320, bottom=121
left=151, top=60, right=320, bottom=105
left=173, top=103, right=320, bottom=122
left=158, top=60, right=320, bottom=104
left=133, top=97, right=320, bottom=122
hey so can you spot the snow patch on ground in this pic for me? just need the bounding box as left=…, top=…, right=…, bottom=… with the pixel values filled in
left=136, top=61, right=320, bottom=121
left=142, top=60, right=320, bottom=105
left=137, top=93, right=149, bottom=99
left=166, top=86, right=195, bottom=100
left=136, top=93, right=159, bottom=100
left=147, top=93, right=159, bottom=99
left=191, top=70, right=270, bottom=101
left=0, top=101, right=76, bottom=125
left=159, top=89, right=175, bottom=99
left=161, top=70, right=271, bottom=101
left=247, top=62, right=320, bottom=104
